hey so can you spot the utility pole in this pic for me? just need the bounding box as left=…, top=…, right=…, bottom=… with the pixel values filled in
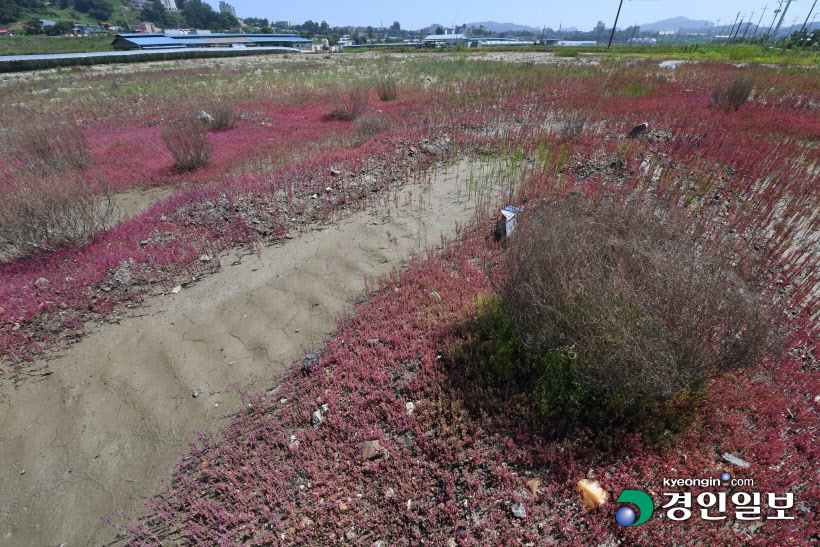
left=751, top=6, right=768, bottom=39
left=727, top=11, right=741, bottom=43
left=729, top=15, right=744, bottom=44
left=800, top=0, right=818, bottom=33
left=772, top=0, right=795, bottom=40
left=630, top=22, right=637, bottom=44
left=766, top=0, right=784, bottom=39
left=607, top=0, right=626, bottom=49
left=740, top=11, right=755, bottom=42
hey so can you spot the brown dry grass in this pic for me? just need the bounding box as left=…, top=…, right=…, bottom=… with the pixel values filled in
left=495, top=195, right=779, bottom=415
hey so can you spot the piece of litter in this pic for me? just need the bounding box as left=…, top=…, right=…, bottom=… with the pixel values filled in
left=722, top=452, right=751, bottom=468
left=577, top=479, right=609, bottom=510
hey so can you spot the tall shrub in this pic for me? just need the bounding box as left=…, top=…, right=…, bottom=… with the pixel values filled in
left=161, top=119, right=212, bottom=171
left=492, top=196, right=778, bottom=428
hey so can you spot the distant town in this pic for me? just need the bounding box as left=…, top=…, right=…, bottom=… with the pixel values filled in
left=0, top=0, right=818, bottom=50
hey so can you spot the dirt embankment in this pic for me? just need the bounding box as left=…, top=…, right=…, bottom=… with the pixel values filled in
left=0, top=162, right=488, bottom=546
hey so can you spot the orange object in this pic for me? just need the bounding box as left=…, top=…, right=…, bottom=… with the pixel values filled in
left=577, top=479, right=609, bottom=510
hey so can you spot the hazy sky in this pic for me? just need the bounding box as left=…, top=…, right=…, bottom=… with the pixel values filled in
left=209, top=0, right=817, bottom=32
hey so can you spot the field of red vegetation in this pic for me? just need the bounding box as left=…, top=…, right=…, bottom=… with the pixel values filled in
left=1, top=54, right=818, bottom=545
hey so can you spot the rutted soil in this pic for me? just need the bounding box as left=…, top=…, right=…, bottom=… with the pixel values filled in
left=0, top=162, right=489, bottom=546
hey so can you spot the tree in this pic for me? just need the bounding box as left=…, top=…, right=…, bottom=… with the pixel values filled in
left=244, top=17, right=268, bottom=27
left=23, top=18, right=44, bottom=34
left=435, top=26, right=444, bottom=35
left=0, top=0, right=22, bottom=25
left=259, top=25, right=273, bottom=33
left=390, top=20, right=400, bottom=31
left=59, top=0, right=69, bottom=10
left=46, top=19, right=74, bottom=35
left=73, top=0, right=113, bottom=20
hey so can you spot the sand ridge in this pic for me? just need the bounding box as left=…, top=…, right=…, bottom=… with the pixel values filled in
left=0, top=162, right=486, bottom=546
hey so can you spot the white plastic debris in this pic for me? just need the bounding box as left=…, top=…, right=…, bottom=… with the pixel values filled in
left=722, top=452, right=751, bottom=468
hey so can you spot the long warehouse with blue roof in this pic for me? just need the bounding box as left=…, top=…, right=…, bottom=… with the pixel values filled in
left=111, top=33, right=313, bottom=51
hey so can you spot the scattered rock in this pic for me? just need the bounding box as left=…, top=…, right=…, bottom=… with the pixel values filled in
left=447, top=539, right=456, bottom=547
left=362, top=440, right=380, bottom=460
left=311, top=409, right=324, bottom=428
left=345, top=528, right=356, bottom=541
left=385, top=487, right=395, bottom=499
left=406, top=401, right=415, bottom=416
left=647, top=128, right=674, bottom=142
left=34, top=278, right=49, bottom=289
left=722, top=452, right=751, bottom=468
left=171, top=285, right=182, bottom=294
left=626, top=122, right=648, bottom=139
left=20, top=469, right=25, bottom=475
left=367, top=338, right=380, bottom=345
left=265, top=387, right=280, bottom=398
left=578, top=479, right=609, bottom=510
left=510, top=501, right=527, bottom=519
left=192, top=389, right=201, bottom=398
left=289, top=435, right=298, bottom=447
left=338, top=499, right=349, bottom=512
left=113, top=264, right=134, bottom=285
left=199, top=254, right=211, bottom=262
left=301, top=350, right=321, bottom=374
left=330, top=169, right=341, bottom=177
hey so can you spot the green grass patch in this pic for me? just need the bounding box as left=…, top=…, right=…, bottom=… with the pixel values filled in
left=0, top=35, right=114, bottom=56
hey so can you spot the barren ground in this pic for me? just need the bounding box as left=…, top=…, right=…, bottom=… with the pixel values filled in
left=0, top=162, right=487, bottom=546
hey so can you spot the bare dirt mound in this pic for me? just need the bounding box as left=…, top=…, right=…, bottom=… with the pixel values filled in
left=0, top=163, right=487, bottom=546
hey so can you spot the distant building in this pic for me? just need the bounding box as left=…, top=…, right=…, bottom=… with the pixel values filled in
left=274, top=21, right=292, bottom=28
left=423, top=33, right=473, bottom=47
left=218, top=1, right=236, bottom=17
left=594, top=21, right=606, bottom=33
left=40, top=19, right=57, bottom=27
left=111, top=32, right=313, bottom=51
left=160, top=0, right=177, bottom=9
left=659, top=30, right=676, bottom=36
left=129, top=22, right=159, bottom=33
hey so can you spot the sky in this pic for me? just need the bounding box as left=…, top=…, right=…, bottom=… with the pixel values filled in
left=207, top=0, right=818, bottom=33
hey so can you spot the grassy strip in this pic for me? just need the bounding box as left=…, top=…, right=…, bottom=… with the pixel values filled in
left=603, top=44, right=820, bottom=66
left=0, top=35, right=114, bottom=56
left=0, top=46, right=298, bottom=73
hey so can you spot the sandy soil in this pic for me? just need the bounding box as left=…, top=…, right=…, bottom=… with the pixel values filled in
left=0, top=162, right=490, bottom=546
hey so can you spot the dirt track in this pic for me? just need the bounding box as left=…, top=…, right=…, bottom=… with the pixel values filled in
left=0, top=163, right=488, bottom=546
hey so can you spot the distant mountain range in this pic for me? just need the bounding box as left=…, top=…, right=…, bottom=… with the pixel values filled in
left=427, top=17, right=717, bottom=34
left=426, top=21, right=542, bottom=34
left=637, top=17, right=715, bottom=32
left=423, top=16, right=819, bottom=36
left=464, top=21, right=541, bottom=33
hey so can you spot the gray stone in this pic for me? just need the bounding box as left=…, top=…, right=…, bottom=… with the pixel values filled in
left=312, top=409, right=324, bottom=428
left=385, top=487, right=395, bottom=499
left=510, top=501, right=527, bottom=519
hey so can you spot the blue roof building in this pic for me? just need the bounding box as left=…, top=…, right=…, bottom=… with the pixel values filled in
left=111, top=33, right=313, bottom=51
